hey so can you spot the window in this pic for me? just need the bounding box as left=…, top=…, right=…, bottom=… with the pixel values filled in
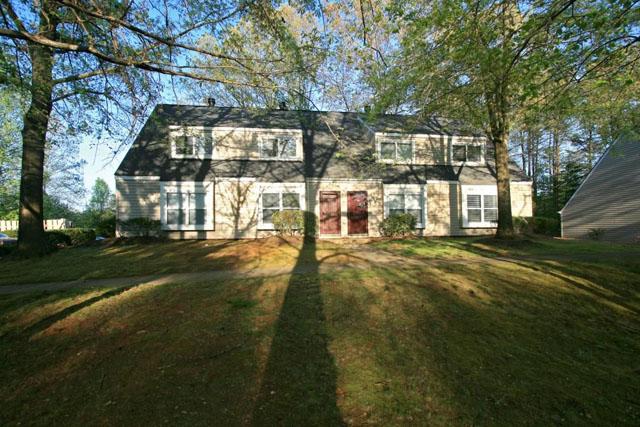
left=166, top=193, right=186, bottom=225
left=452, top=144, right=467, bottom=162
left=467, top=144, right=482, bottom=162
left=259, top=186, right=304, bottom=228
left=260, top=136, right=297, bottom=159
left=384, top=185, right=425, bottom=228
left=166, top=191, right=206, bottom=226
left=462, top=185, right=498, bottom=227
left=170, top=128, right=214, bottom=159
left=161, top=182, right=214, bottom=230
left=452, top=141, right=484, bottom=164
left=175, top=136, right=195, bottom=156
left=379, top=140, right=413, bottom=163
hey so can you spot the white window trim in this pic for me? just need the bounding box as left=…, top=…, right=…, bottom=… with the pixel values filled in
left=160, top=181, right=214, bottom=231
left=451, top=139, right=485, bottom=166
left=168, top=126, right=303, bottom=161
left=461, top=185, right=498, bottom=228
left=169, top=126, right=215, bottom=160
left=115, top=175, right=161, bottom=181
left=383, top=184, right=427, bottom=228
left=377, top=138, right=415, bottom=164
left=257, top=182, right=306, bottom=230
left=259, top=134, right=300, bottom=160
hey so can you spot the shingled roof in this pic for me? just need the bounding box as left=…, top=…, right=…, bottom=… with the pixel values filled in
left=115, top=104, right=530, bottom=184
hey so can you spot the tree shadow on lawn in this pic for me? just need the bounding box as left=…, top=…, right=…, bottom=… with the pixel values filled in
left=0, top=239, right=247, bottom=286
left=338, top=261, right=640, bottom=425
left=251, top=235, right=344, bottom=426
left=457, top=239, right=640, bottom=316
left=16, top=285, right=144, bottom=339
left=419, top=264, right=640, bottom=424
left=0, top=276, right=277, bottom=425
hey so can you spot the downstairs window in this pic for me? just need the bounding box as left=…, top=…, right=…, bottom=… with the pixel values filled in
left=258, top=183, right=306, bottom=229
left=462, top=185, right=498, bottom=227
left=383, top=185, right=426, bottom=228
left=161, top=182, right=214, bottom=230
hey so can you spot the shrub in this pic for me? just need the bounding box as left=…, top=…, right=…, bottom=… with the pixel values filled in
left=588, top=228, right=606, bottom=241
left=119, top=218, right=162, bottom=237
left=272, top=210, right=304, bottom=236
left=95, top=212, right=116, bottom=237
left=1, top=229, right=18, bottom=238
left=379, top=213, right=417, bottom=238
left=513, top=217, right=531, bottom=235
left=46, top=230, right=72, bottom=248
left=531, top=216, right=560, bottom=236
left=59, top=228, right=96, bottom=246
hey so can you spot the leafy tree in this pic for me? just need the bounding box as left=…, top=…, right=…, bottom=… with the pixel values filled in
left=192, top=3, right=328, bottom=110
left=87, top=178, right=113, bottom=213
left=0, top=0, right=311, bottom=255
left=0, top=87, right=84, bottom=220
left=0, top=88, right=22, bottom=219
left=376, top=0, right=639, bottom=237
left=43, top=192, right=75, bottom=220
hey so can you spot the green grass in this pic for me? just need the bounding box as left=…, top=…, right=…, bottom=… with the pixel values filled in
left=1, top=236, right=639, bottom=425
left=0, top=237, right=323, bottom=286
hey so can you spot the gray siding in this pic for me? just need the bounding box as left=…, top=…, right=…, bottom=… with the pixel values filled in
left=561, top=134, right=640, bottom=242
left=115, top=179, right=161, bottom=236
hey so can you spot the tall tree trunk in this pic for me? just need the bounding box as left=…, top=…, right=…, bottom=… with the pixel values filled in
left=519, top=131, right=527, bottom=174
left=586, top=126, right=594, bottom=169
left=487, top=90, right=514, bottom=239
left=551, top=129, right=561, bottom=213
left=17, top=5, right=56, bottom=256
left=494, top=134, right=514, bottom=238
left=529, top=130, right=538, bottom=213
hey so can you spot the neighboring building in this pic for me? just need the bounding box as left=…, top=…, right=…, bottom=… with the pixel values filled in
left=560, top=133, right=640, bottom=242
left=115, top=104, right=533, bottom=239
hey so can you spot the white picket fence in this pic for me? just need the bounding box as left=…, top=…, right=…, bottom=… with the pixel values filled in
left=0, top=218, right=72, bottom=231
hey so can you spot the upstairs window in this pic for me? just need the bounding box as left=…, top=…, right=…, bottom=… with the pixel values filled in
left=379, top=140, right=413, bottom=163
left=170, top=128, right=214, bottom=159
left=452, top=141, right=484, bottom=163
left=462, top=185, right=498, bottom=228
left=260, top=136, right=297, bottom=159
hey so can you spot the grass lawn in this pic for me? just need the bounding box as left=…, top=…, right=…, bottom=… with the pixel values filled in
left=1, top=236, right=639, bottom=425
left=0, top=237, right=350, bottom=286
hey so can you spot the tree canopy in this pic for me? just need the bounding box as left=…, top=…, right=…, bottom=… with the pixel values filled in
left=0, top=0, right=318, bottom=254
left=373, top=0, right=639, bottom=236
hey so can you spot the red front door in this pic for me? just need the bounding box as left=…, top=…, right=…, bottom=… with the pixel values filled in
left=347, top=191, right=368, bottom=235
left=320, top=191, right=341, bottom=234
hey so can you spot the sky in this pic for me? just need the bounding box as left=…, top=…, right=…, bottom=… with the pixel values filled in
left=80, top=137, right=127, bottom=202
left=79, top=79, right=188, bottom=206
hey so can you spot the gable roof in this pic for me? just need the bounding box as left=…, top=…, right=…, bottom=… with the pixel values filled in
left=115, top=104, right=530, bottom=184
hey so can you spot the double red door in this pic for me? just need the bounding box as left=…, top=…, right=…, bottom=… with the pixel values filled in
left=320, top=191, right=369, bottom=235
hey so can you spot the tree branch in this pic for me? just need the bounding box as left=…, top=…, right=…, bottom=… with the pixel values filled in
left=0, top=27, right=279, bottom=89
left=55, top=0, right=277, bottom=65
left=52, top=89, right=107, bottom=103
left=52, top=66, right=121, bottom=85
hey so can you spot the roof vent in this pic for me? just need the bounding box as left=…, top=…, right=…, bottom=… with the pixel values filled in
left=279, top=101, right=288, bottom=110
left=206, top=97, right=216, bottom=106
